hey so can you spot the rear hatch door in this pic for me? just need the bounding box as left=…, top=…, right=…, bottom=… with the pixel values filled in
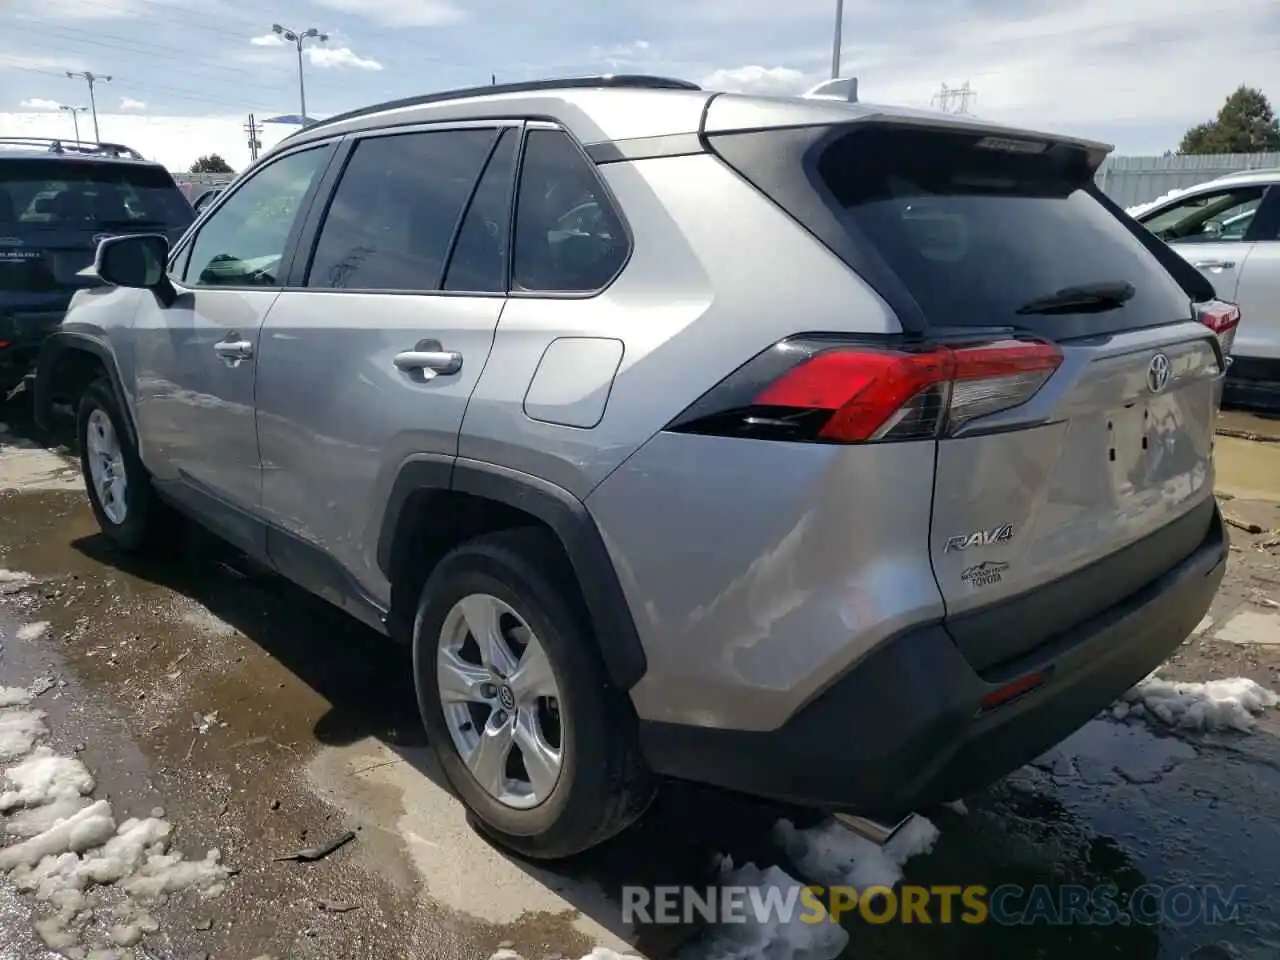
left=706, top=113, right=1224, bottom=673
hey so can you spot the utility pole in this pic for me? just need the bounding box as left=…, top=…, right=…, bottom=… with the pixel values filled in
left=830, top=0, right=844, bottom=78
left=271, top=23, right=327, bottom=124
left=58, top=104, right=87, bottom=142
left=244, top=113, right=262, bottom=163
left=932, top=81, right=977, bottom=115
left=66, top=71, right=111, bottom=142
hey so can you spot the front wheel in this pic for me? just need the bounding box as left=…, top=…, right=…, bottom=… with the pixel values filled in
left=413, top=528, right=655, bottom=859
left=77, top=377, right=170, bottom=553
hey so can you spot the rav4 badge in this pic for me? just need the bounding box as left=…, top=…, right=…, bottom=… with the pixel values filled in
left=944, top=522, right=1015, bottom=553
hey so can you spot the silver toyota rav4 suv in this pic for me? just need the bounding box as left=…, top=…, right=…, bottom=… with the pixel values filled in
left=35, top=75, right=1232, bottom=859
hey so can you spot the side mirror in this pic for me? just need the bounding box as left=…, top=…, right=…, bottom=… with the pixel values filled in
left=95, top=234, right=176, bottom=306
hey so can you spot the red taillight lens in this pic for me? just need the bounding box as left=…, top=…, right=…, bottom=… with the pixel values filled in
left=1194, top=299, right=1240, bottom=358
left=0, top=341, right=11, bottom=350
left=752, top=339, right=1061, bottom=442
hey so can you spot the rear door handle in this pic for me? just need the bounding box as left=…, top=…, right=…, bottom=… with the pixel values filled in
left=393, top=339, right=462, bottom=379
left=214, top=338, right=253, bottom=365
left=1191, top=260, right=1235, bottom=270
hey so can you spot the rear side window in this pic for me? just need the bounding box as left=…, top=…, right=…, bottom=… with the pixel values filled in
left=306, top=128, right=496, bottom=292
left=511, top=129, right=628, bottom=293
left=0, top=159, right=192, bottom=233
left=711, top=125, right=1194, bottom=338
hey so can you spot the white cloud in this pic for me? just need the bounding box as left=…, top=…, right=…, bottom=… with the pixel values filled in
left=18, top=98, right=61, bottom=111
left=250, top=33, right=286, bottom=47
left=700, top=65, right=810, bottom=96
left=119, top=97, right=146, bottom=110
left=307, top=47, right=383, bottom=71
left=590, top=40, right=652, bottom=60
left=311, top=0, right=464, bottom=27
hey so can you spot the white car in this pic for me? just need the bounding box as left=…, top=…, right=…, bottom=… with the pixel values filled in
left=1133, top=169, right=1280, bottom=405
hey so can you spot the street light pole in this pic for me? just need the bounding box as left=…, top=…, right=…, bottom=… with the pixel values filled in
left=58, top=104, right=86, bottom=142
left=66, top=71, right=111, bottom=141
left=831, top=0, right=844, bottom=78
left=271, top=23, right=328, bottom=124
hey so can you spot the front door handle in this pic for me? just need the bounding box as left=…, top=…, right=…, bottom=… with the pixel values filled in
left=393, top=339, right=463, bottom=379
left=1191, top=259, right=1235, bottom=271
left=214, top=337, right=253, bottom=366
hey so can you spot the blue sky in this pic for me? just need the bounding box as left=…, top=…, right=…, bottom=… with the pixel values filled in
left=2, top=0, right=1279, bottom=167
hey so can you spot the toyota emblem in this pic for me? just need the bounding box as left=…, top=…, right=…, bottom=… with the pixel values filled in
left=1147, top=353, right=1171, bottom=394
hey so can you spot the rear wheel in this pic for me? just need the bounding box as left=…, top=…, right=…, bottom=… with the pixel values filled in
left=413, top=527, right=654, bottom=859
left=77, top=377, right=170, bottom=553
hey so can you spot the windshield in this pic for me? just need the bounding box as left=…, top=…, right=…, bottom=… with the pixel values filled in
left=0, top=159, right=193, bottom=232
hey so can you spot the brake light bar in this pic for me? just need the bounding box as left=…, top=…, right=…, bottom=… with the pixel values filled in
left=1194, top=299, right=1240, bottom=359
left=668, top=337, right=1063, bottom=444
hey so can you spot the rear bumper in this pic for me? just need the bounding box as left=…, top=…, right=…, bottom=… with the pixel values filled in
left=1223, top=356, right=1280, bottom=413
left=638, top=503, right=1227, bottom=816
left=0, top=302, right=70, bottom=388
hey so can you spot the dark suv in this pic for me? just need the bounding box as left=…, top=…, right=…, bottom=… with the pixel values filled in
left=0, top=138, right=193, bottom=394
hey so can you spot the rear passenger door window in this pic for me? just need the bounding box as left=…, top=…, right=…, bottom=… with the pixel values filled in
left=511, top=128, right=628, bottom=293
left=306, top=128, right=496, bottom=291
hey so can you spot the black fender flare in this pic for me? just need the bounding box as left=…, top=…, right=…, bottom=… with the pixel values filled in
left=377, top=456, right=648, bottom=691
left=33, top=331, right=137, bottom=449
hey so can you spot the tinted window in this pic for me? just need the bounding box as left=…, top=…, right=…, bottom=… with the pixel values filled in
left=0, top=159, right=192, bottom=233
left=307, top=129, right=495, bottom=291
left=184, top=147, right=327, bottom=287
left=711, top=125, right=1194, bottom=338
left=511, top=129, right=627, bottom=293
left=443, top=129, right=515, bottom=293
left=1139, top=187, right=1265, bottom=244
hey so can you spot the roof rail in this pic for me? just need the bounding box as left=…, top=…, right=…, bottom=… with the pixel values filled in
left=292, top=74, right=702, bottom=139
left=0, top=136, right=147, bottom=160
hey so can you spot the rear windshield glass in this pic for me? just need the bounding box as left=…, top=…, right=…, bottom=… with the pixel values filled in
left=712, top=125, right=1194, bottom=336
left=0, top=159, right=192, bottom=232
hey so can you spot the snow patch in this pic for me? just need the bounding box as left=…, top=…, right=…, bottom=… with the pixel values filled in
left=1125, top=186, right=1196, bottom=218
left=774, top=815, right=939, bottom=892
left=1114, top=675, right=1279, bottom=733
left=492, top=951, right=639, bottom=960
left=0, top=686, right=233, bottom=955
left=15, top=622, right=50, bottom=643
left=0, top=687, right=32, bottom=709
left=0, top=711, right=46, bottom=761
left=686, top=858, right=849, bottom=960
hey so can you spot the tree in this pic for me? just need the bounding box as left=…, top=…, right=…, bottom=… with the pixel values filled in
left=1179, top=86, right=1280, bottom=155
left=190, top=153, right=233, bottom=174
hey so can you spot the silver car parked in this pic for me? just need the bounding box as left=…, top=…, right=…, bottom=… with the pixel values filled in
left=35, top=75, right=1231, bottom=858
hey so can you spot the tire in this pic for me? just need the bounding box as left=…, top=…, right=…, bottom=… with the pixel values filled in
left=76, top=377, right=170, bottom=553
left=413, top=527, right=655, bottom=859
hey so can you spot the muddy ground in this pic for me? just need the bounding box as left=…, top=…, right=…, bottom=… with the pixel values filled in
left=1, top=400, right=1279, bottom=960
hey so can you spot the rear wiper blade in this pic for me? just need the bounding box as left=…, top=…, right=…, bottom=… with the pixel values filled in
left=1015, top=281, right=1136, bottom=315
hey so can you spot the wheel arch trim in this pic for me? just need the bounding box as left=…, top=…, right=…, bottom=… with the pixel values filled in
left=34, top=332, right=137, bottom=449
left=377, top=456, right=648, bottom=690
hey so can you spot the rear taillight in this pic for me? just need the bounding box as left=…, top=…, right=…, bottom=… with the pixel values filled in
left=668, top=337, right=1062, bottom=444
left=1194, top=299, right=1240, bottom=359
